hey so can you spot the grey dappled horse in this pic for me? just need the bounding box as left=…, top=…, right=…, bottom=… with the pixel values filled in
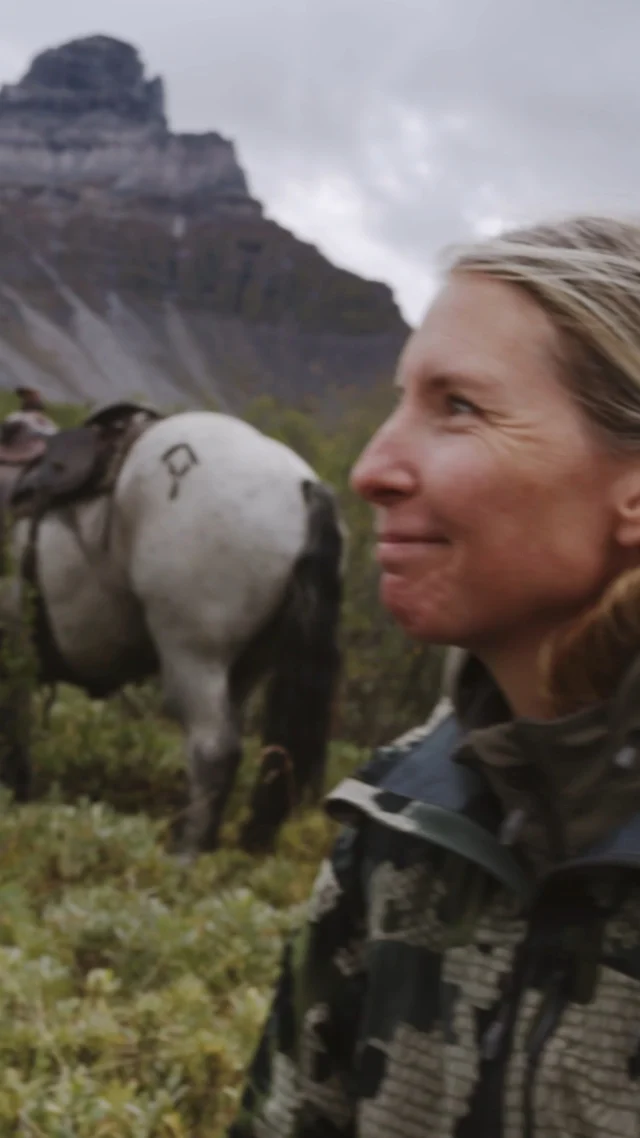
left=0, top=409, right=344, bottom=855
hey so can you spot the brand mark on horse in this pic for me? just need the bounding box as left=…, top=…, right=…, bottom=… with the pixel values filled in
left=161, top=443, right=199, bottom=499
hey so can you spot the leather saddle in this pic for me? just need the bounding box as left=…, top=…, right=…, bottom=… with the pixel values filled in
left=10, top=401, right=162, bottom=518
left=0, top=421, right=50, bottom=468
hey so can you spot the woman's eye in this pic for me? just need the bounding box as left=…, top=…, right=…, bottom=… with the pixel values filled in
left=445, top=393, right=479, bottom=417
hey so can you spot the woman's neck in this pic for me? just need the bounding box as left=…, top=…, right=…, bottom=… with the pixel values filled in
left=476, top=639, right=556, bottom=721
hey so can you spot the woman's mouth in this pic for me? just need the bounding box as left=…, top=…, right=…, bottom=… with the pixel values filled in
left=375, top=534, right=450, bottom=569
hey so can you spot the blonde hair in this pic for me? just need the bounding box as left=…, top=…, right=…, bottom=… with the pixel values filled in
left=444, top=215, right=640, bottom=714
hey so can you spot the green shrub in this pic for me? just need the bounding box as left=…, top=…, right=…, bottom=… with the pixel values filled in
left=0, top=684, right=364, bottom=1136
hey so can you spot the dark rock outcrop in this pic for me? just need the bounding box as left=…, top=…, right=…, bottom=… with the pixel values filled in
left=0, top=36, right=409, bottom=410
left=4, top=35, right=166, bottom=125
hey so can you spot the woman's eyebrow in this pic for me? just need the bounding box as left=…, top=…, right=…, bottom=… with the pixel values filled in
left=397, top=368, right=500, bottom=395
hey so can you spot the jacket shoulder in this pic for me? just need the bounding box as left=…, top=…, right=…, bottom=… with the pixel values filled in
left=355, top=696, right=457, bottom=784
left=324, top=697, right=531, bottom=904
left=326, top=696, right=476, bottom=811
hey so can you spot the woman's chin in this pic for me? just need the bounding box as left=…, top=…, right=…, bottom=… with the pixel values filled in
left=379, top=574, right=452, bottom=642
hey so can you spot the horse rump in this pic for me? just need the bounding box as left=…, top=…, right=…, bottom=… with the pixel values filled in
left=239, top=479, right=344, bottom=852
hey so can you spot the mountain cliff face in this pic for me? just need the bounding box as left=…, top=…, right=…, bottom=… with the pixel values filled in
left=0, top=36, right=408, bottom=410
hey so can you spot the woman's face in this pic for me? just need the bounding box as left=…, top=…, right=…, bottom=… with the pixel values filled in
left=350, top=272, right=633, bottom=657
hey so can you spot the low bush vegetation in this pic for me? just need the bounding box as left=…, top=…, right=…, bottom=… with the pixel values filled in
left=1, top=686, right=364, bottom=1135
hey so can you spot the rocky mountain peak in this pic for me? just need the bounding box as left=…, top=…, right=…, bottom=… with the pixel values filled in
left=0, top=35, right=256, bottom=216
left=2, top=35, right=167, bottom=129
left=0, top=35, right=408, bottom=410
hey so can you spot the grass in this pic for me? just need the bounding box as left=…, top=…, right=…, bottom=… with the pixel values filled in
left=0, top=685, right=365, bottom=1136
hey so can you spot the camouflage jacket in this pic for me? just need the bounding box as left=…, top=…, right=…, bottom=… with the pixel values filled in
left=229, top=653, right=640, bottom=1137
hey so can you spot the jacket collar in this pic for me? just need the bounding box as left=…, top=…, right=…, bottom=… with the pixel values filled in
left=446, top=649, right=640, bottom=873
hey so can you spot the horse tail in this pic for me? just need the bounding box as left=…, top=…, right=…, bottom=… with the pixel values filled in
left=239, top=478, right=344, bottom=851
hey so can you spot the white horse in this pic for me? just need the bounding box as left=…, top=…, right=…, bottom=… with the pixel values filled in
left=0, top=409, right=344, bottom=855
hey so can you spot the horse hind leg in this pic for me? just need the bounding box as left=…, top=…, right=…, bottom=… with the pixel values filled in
left=162, top=656, right=242, bottom=856
left=0, top=678, right=32, bottom=804
left=0, top=621, right=33, bottom=804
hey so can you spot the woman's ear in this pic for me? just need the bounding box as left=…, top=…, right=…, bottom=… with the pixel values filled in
left=614, top=465, right=640, bottom=548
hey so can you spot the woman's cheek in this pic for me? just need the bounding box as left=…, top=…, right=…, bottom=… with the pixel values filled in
left=421, top=446, right=496, bottom=524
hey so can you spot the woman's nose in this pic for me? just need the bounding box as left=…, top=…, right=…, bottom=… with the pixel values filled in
left=350, top=426, right=416, bottom=506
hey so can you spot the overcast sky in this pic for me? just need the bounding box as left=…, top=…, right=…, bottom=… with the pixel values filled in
left=1, top=0, right=639, bottom=325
